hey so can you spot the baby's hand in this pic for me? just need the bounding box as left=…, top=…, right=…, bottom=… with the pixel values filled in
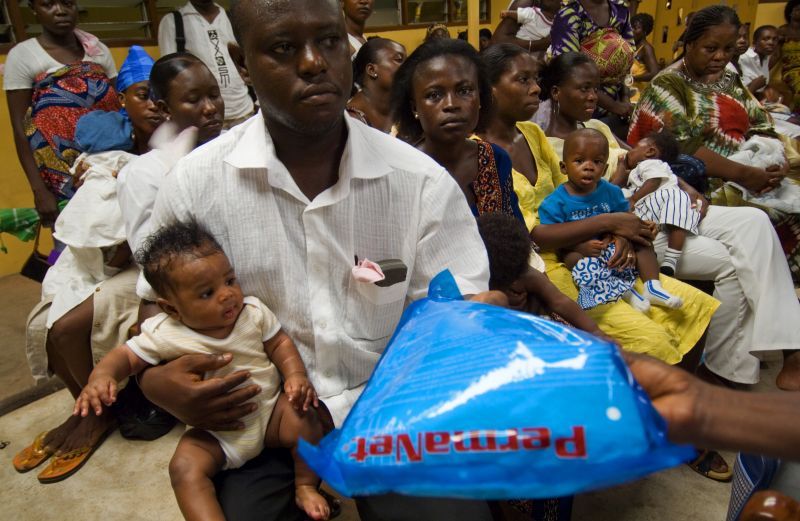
left=284, top=373, right=319, bottom=412
left=574, top=239, right=606, bottom=257
left=74, top=375, right=118, bottom=417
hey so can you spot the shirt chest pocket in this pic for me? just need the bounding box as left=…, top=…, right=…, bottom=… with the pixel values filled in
left=344, top=276, right=409, bottom=343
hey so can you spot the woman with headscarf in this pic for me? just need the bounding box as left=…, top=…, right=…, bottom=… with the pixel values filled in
left=15, top=46, right=163, bottom=483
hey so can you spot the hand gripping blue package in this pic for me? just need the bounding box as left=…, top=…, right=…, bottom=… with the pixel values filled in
left=299, top=270, right=694, bottom=499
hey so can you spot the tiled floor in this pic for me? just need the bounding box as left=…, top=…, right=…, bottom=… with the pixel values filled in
left=2, top=274, right=781, bottom=520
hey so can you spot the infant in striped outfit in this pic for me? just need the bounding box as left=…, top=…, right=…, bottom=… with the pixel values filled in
left=622, top=131, right=703, bottom=277
left=75, top=220, right=331, bottom=521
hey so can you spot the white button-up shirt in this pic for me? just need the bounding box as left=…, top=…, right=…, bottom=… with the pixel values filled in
left=149, top=113, right=490, bottom=424
left=739, top=47, right=771, bottom=93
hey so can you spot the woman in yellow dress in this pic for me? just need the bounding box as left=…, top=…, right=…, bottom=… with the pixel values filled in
left=477, top=43, right=718, bottom=367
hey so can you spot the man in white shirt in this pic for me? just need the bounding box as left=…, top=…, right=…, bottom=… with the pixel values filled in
left=158, top=0, right=254, bottom=127
left=139, top=0, right=498, bottom=519
left=739, top=25, right=778, bottom=97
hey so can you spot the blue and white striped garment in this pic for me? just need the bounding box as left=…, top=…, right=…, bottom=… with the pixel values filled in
left=634, top=186, right=701, bottom=234
left=627, top=159, right=700, bottom=234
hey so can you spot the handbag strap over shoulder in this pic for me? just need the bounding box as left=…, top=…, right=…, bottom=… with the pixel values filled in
left=173, top=11, right=186, bottom=53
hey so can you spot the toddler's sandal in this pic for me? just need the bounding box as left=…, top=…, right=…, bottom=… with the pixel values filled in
left=687, top=449, right=733, bottom=482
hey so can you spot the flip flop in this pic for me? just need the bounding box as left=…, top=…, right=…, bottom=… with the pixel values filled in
left=687, top=449, right=733, bottom=482
left=37, top=424, right=115, bottom=484
left=12, top=431, right=54, bottom=473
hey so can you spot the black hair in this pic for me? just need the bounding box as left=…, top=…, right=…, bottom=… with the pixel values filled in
left=390, top=38, right=492, bottom=143
left=352, top=37, right=399, bottom=88
left=135, top=220, right=224, bottom=297
left=229, top=0, right=312, bottom=44
left=481, top=43, right=528, bottom=86
left=683, top=6, right=740, bottom=47
left=631, top=13, right=654, bottom=36
left=786, top=0, right=800, bottom=24
left=538, top=51, right=594, bottom=101
left=476, top=213, right=531, bottom=290
left=150, top=52, right=205, bottom=101
left=753, top=24, right=778, bottom=42
left=480, top=28, right=492, bottom=40
left=563, top=128, right=609, bottom=158
left=643, top=130, right=679, bottom=164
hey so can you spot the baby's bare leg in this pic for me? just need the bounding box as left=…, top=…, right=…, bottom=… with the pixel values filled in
left=562, top=251, right=584, bottom=270
left=634, top=245, right=660, bottom=281
left=265, top=394, right=329, bottom=520
left=169, top=429, right=226, bottom=521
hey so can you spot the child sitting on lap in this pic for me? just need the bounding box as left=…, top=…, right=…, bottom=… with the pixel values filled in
left=622, top=131, right=701, bottom=276
left=477, top=212, right=619, bottom=346
left=538, top=128, right=683, bottom=312
left=75, top=221, right=330, bottom=521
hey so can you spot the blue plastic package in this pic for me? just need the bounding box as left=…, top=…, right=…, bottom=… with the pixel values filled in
left=299, top=270, right=694, bottom=499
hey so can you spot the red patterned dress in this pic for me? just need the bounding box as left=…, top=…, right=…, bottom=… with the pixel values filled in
left=25, top=62, right=121, bottom=200
left=470, top=139, right=525, bottom=224
left=629, top=65, right=800, bottom=281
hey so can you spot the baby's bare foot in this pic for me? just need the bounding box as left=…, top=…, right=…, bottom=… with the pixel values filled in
left=295, top=485, right=330, bottom=521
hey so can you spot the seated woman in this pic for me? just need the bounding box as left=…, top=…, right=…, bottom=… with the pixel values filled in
left=628, top=5, right=800, bottom=391
left=14, top=52, right=224, bottom=483
left=477, top=43, right=717, bottom=369
left=390, top=38, right=523, bottom=222
left=630, top=13, right=659, bottom=102
left=17, top=45, right=161, bottom=481
left=3, top=0, right=119, bottom=228
left=543, top=48, right=800, bottom=391
left=348, top=37, right=407, bottom=134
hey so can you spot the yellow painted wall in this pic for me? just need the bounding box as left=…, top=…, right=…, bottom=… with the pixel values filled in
left=754, top=2, right=787, bottom=30
left=0, top=2, right=504, bottom=277
left=637, top=0, right=762, bottom=65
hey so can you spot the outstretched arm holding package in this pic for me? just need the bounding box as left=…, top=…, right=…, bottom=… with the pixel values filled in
left=625, top=352, right=800, bottom=461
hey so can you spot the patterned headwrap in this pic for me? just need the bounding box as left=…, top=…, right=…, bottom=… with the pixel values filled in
left=580, top=28, right=634, bottom=85
left=117, top=45, right=155, bottom=94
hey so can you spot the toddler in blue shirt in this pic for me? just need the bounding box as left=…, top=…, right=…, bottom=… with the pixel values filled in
left=539, top=128, right=683, bottom=312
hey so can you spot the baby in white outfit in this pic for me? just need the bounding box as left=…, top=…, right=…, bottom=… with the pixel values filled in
left=75, top=220, right=331, bottom=521
left=623, top=131, right=702, bottom=276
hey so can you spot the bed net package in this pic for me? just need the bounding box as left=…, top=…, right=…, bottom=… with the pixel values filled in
left=299, top=270, right=694, bottom=499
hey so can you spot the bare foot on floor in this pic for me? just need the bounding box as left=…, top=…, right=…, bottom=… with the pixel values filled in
left=296, top=485, right=330, bottom=520
left=777, top=351, right=800, bottom=391
left=42, top=415, right=81, bottom=453
left=56, top=412, right=116, bottom=455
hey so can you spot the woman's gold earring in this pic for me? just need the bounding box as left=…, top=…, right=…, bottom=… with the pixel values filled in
left=413, top=112, right=419, bottom=119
